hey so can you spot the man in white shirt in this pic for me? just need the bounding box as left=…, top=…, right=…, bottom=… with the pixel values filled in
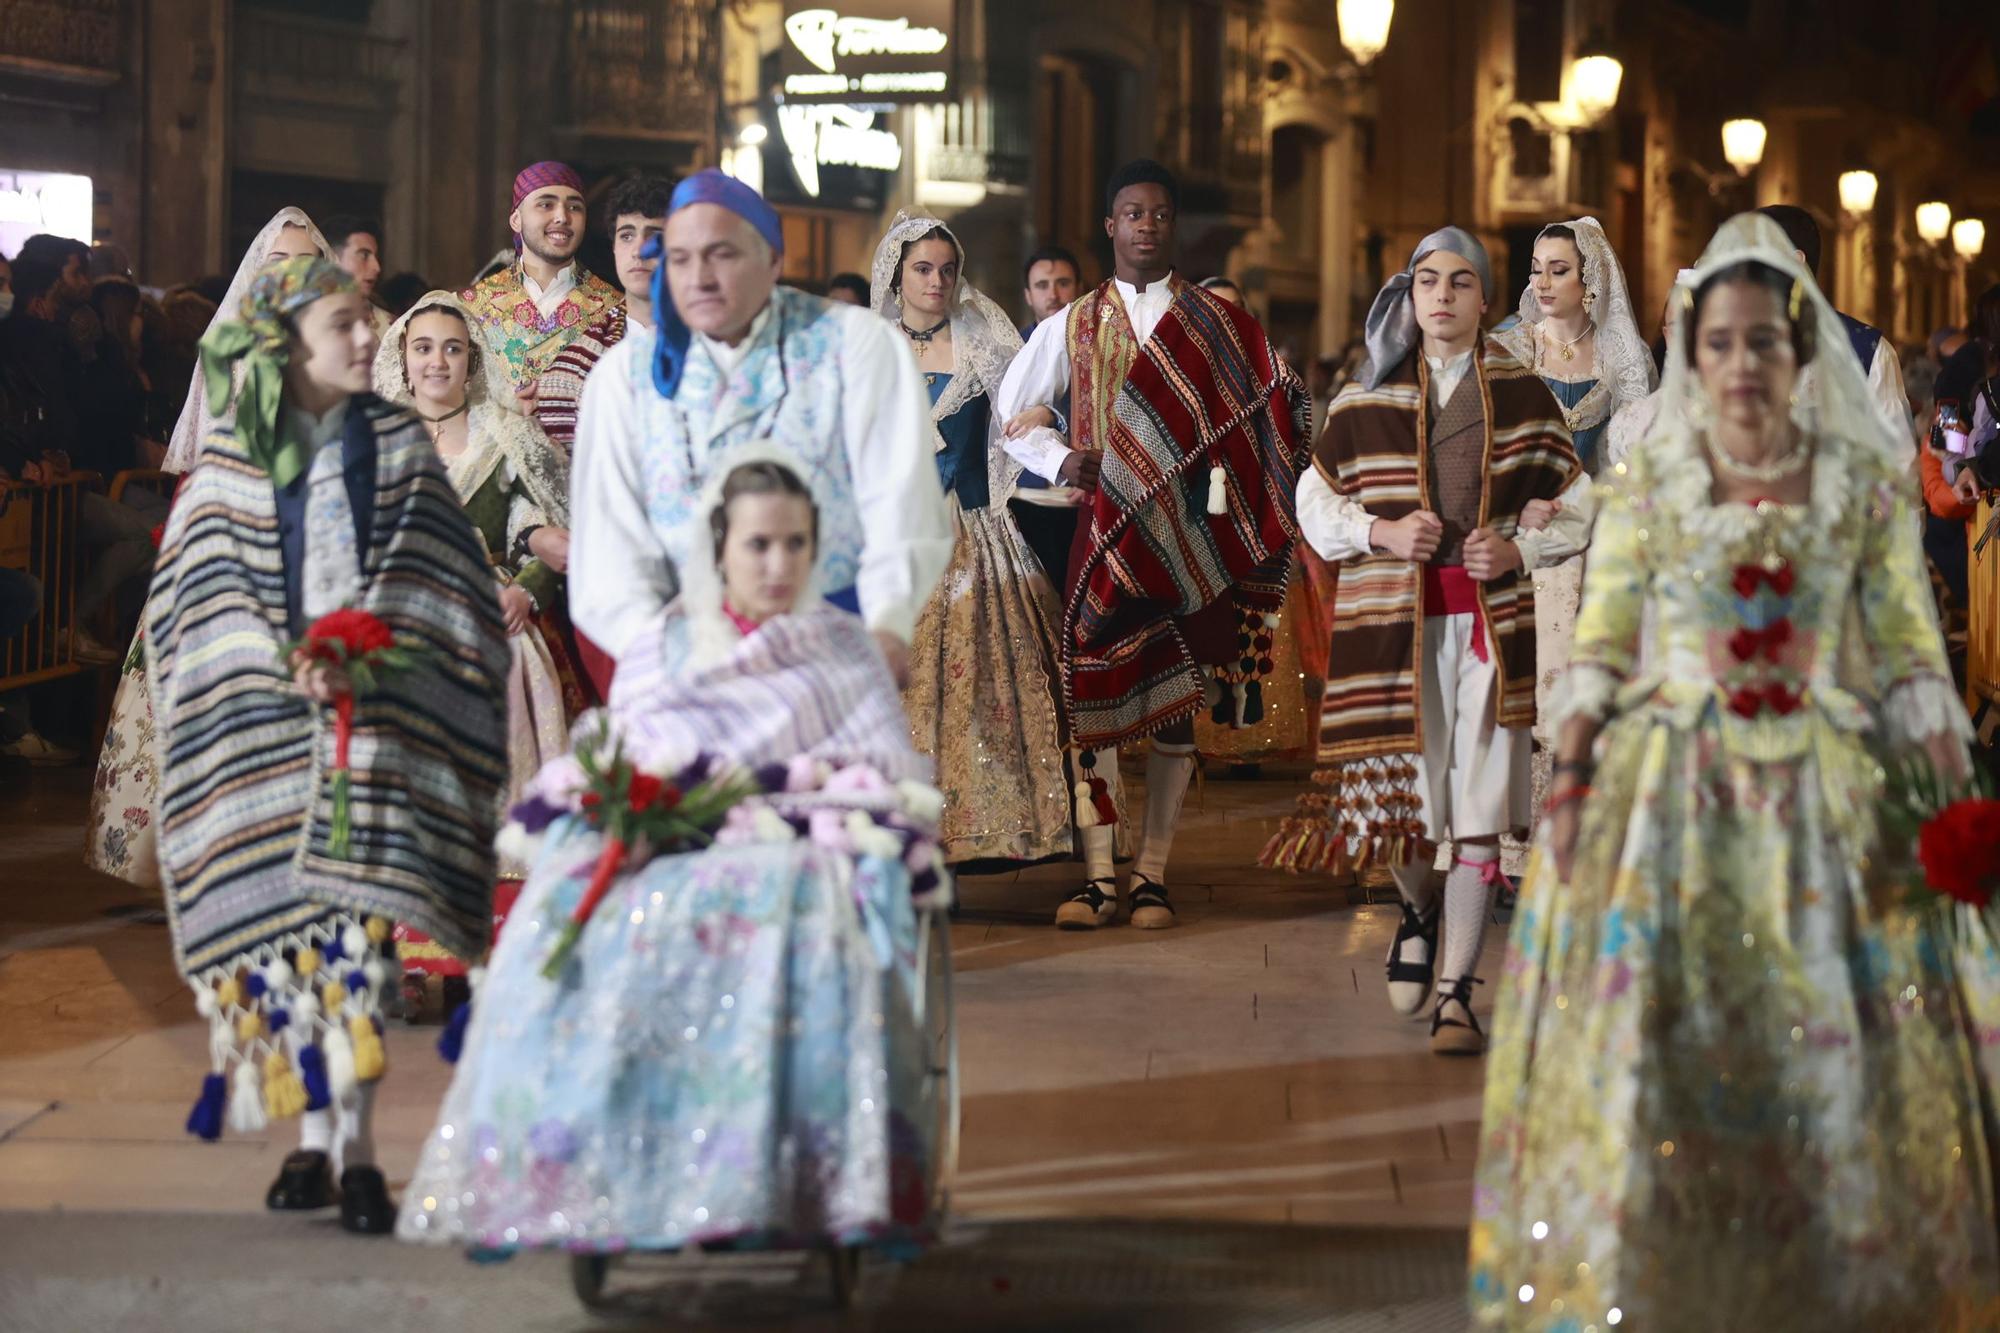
left=460, top=161, right=623, bottom=413
left=569, top=169, right=952, bottom=690
left=997, top=159, right=1311, bottom=933
left=1282, top=227, right=1589, bottom=1056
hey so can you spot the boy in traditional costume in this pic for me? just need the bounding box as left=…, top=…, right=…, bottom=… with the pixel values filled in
left=997, top=159, right=1312, bottom=930
left=146, top=256, right=509, bottom=1230
left=1270, top=228, right=1588, bottom=1053
left=460, top=161, right=622, bottom=417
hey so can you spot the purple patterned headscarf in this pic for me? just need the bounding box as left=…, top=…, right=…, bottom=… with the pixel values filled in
left=511, top=161, right=585, bottom=253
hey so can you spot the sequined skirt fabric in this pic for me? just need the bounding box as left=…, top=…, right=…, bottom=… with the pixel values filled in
left=398, top=824, right=939, bottom=1252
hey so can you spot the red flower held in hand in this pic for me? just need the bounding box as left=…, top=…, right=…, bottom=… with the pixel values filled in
left=301, top=608, right=395, bottom=660
left=625, top=774, right=681, bottom=813
left=1919, top=799, right=2000, bottom=908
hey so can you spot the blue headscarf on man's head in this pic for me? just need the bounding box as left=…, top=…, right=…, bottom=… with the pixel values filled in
left=647, top=169, right=787, bottom=400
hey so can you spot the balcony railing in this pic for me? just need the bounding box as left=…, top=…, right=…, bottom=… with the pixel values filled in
left=0, top=0, right=120, bottom=83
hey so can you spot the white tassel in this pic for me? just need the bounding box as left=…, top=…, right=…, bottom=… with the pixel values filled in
left=325, top=1025, right=357, bottom=1100
left=228, top=1059, right=267, bottom=1133
left=194, top=986, right=219, bottom=1019
left=494, top=821, right=538, bottom=868
left=262, top=958, right=293, bottom=993
left=1074, top=780, right=1099, bottom=829
left=341, top=924, right=369, bottom=960
left=291, top=990, right=319, bottom=1029
left=1206, top=465, right=1227, bottom=515
left=361, top=958, right=387, bottom=993
left=1262, top=612, right=1279, bottom=630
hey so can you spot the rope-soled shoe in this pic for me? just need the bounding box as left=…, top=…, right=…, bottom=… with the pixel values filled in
left=1430, top=975, right=1486, bottom=1056
left=1386, top=903, right=1439, bottom=1016
left=1128, top=873, right=1176, bottom=930
left=1055, top=877, right=1118, bottom=930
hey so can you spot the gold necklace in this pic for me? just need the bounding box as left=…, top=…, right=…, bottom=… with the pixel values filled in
left=1541, top=321, right=1591, bottom=364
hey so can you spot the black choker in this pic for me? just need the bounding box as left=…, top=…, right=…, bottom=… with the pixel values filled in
left=418, top=402, right=470, bottom=425
left=899, top=317, right=948, bottom=345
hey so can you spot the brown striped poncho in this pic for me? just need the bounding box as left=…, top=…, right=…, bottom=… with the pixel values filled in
left=145, top=397, right=511, bottom=979
left=1261, top=339, right=1577, bottom=874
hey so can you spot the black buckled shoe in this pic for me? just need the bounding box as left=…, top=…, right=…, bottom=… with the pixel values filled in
left=1386, top=903, right=1440, bottom=1016
left=265, top=1149, right=336, bottom=1211
left=1430, top=975, right=1486, bottom=1056
left=339, top=1165, right=395, bottom=1235
left=1128, top=874, right=1176, bottom=930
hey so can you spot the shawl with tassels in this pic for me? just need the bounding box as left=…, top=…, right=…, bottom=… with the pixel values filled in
left=1061, top=283, right=1312, bottom=746
left=145, top=398, right=511, bottom=977
left=1260, top=338, right=1576, bottom=875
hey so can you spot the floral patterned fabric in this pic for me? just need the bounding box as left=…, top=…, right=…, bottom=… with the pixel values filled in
left=458, top=264, right=621, bottom=400
left=1470, top=425, right=2000, bottom=1330
left=85, top=661, right=161, bottom=889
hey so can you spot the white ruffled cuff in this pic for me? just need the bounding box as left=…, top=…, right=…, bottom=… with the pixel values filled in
left=1878, top=674, right=1974, bottom=749
left=1551, top=662, right=1625, bottom=729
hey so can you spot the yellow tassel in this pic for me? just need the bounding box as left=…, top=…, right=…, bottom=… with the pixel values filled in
left=323, top=981, right=348, bottom=1011
left=235, top=1010, right=264, bottom=1042
left=262, top=1048, right=306, bottom=1120
left=349, top=1013, right=386, bottom=1082
left=294, top=947, right=323, bottom=978
left=363, top=916, right=391, bottom=945
left=215, top=977, right=242, bottom=1009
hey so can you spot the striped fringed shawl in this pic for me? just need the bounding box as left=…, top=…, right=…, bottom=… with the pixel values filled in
left=1062, top=285, right=1313, bottom=747
left=145, top=398, right=511, bottom=977
left=606, top=603, right=933, bottom=785
left=1261, top=339, right=1576, bottom=875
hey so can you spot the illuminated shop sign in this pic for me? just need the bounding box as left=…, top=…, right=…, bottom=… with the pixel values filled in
left=777, top=104, right=902, bottom=198
left=779, top=1, right=953, bottom=104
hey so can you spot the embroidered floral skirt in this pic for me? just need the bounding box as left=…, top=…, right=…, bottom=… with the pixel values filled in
left=1470, top=705, right=2000, bottom=1329
left=903, top=506, right=1071, bottom=864
left=85, top=659, right=162, bottom=890
left=398, top=824, right=940, bottom=1253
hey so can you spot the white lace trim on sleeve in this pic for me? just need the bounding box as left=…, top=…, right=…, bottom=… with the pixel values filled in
left=1878, top=675, right=1974, bottom=748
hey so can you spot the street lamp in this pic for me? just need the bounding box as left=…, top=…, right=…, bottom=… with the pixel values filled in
left=1337, top=0, right=1393, bottom=66
left=1916, top=200, right=1953, bottom=244
left=1568, top=33, right=1623, bottom=126
left=738, top=122, right=768, bottom=147
left=1955, top=217, right=1987, bottom=261
left=1838, top=169, right=1879, bottom=216
left=1720, top=119, right=1766, bottom=176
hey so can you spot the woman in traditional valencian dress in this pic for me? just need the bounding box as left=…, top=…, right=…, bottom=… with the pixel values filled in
left=370, top=291, right=584, bottom=987
left=398, top=444, right=950, bottom=1257
left=87, top=209, right=334, bottom=890
left=1493, top=218, right=1655, bottom=846
left=149, top=256, right=507, bottom=1233
left=1470, top=214, right=1996, bottom=1329
left=869, top=212, right=1070, bottom=865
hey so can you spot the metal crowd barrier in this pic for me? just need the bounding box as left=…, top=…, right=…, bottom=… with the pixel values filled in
left=0, top=476, right=91, bottom=692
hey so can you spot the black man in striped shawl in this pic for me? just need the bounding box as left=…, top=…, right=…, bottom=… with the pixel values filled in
left=1267, top=227, right=1589, bottom=1056
left=144, top=256, right=508, bottom=1233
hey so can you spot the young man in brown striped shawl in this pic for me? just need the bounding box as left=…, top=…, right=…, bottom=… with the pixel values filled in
left=997, top=159, right=1310, bottom=931
left=1277, top=228, right=1590, bottom=1054
left=147, top=256, right=508, bottom=1230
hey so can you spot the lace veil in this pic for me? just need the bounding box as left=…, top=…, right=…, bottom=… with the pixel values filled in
left=371, top=289, right=571, bottom=542
left=1494, top=216, right=1656, bottom=426
left=1649, top=213, right=1903, bottom=464
left=869, top=210, right=1026, bottom=502
left=165, top=207, right=333, bottom=472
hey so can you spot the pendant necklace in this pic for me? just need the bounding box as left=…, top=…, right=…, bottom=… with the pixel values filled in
left=1542, top=321, right=1591, bottom=364
left=419, top=401, right=470, bottom=450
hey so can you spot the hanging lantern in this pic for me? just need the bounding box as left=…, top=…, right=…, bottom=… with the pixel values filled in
left=1838, top=170, right=1879, bottom=217
left=1337, top=0, right=1394, bottom=66
left=1568, top=32, right=1623, bottom=126
left=1954, top=218, right=1986, bottom=261
left=1720, top=119, right=1767, bottom=176
left=1915, top=201, right=1953, bottom=244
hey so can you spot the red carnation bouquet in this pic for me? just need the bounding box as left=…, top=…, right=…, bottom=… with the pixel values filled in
left=278, top=608, right=428, bottom=859
left=1882, top=754, right=2000, bottom=917
left=539, top=726, right=759, bottom=980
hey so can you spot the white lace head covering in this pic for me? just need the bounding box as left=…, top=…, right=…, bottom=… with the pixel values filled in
left=869, top=210, right=1026, bottom=502
left=681, top=438, right=828, bottom=668
left=371, top=289, right=570, bottom=533
left=1494, top=216, right=1656, bottom=417
left=164, top=208, right=332, bottom=473
left=1650, top=212, right=1901, bottom=463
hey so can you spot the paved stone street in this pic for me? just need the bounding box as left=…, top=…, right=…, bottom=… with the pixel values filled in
left=0, top=761, right=1489, bottom=1330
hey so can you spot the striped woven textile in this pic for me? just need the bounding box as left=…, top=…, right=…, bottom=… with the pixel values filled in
left=1062, top=286, right=1312, bottom=747
left=145, top=396, right=511, bottom=977
left=606, top=603, right=934, bottom=786
left=1261, top=339, right=1576, bottom=874
left=533, top=303, right=626, bottom=454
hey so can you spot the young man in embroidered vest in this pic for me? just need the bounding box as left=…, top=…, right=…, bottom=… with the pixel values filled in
left=997, top=159, right=1312, bottom=931
left=146, top=257, right=508, bottom=1231
left=460, top=161, right=623, bottom=421
left=535, top=175, right=670, bottom=458
left=1273, top=227, right=1589, bottom=1054
left=569, top=169, right=953, bottom=693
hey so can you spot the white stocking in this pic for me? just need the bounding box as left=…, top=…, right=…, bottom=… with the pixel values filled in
left=1134, top=740, right=1196, bottom=882
left=1439, top=847, right=1501, bottom=990
left=333, top=1079, right=377, bottom=1176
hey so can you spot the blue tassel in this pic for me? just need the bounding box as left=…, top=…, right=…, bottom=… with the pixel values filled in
left=298, top=1044, right=331, bottom=1111
left=437, top=1000, right=471, bottom=1065
left=321, top=936, right=346, bottom=964
left=244, top=973, right=268, bottom=1000
left=185, top=1073, right=227, bottom=1141
left=345, top=968, right=368, bottom=992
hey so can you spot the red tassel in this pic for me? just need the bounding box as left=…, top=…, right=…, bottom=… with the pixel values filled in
left=541, top=836, right=627, bottom=980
